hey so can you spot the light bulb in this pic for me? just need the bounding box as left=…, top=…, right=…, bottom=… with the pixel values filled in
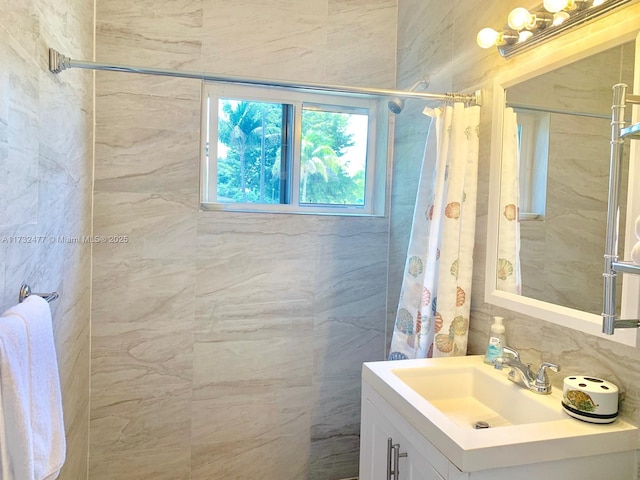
left=508, top=8, right=535, bottom=30
left=518, top=30, right=533, bottom=42
left=477, top=28, right=500, bottom=48
left=552, top=11, right=570, bottom=25
left=543, top=0, right=571, bottom=13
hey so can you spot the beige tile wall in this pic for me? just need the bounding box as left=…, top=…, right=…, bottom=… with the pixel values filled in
left=91, top=1, right=396, bottom=478
left=0, top=0, right=93, bottom=478
left=391, top=0, right=640, bottom=429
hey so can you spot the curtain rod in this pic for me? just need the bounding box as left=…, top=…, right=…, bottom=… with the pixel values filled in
left=48, top=49, right=481, bottom=105
left=507, top=102, right=610, bottom=120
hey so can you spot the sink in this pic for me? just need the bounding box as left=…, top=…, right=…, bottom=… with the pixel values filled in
left=392, top=362, right=564, bottom=429
left=362, top=355, right=638, bottom=472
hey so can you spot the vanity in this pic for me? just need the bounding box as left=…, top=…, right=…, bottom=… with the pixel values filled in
left=359, top=356, right=638, bottom=479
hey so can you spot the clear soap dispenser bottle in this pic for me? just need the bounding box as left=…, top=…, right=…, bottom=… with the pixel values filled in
left=484, top=316, right=505, bottom=365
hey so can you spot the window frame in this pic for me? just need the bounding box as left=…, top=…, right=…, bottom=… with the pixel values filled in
left=199, top=82, right=385, bottom=216
left=515, top=109, right=549, bottom=221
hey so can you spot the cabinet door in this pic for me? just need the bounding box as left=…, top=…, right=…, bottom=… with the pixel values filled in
left=403, top=440, right=446, bottom=480
left=360, top=396, right=445, bottom=480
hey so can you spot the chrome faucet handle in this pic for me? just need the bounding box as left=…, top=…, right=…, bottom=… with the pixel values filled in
left=501, top=345, right=520, bottom=361
left=536, top=362, right=560, bottom=383
left=493, top=356, right=507, bottom=370
left=534, top=362, right=560, bottom=394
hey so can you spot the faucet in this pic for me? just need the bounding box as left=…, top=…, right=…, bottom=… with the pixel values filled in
left=493, top=346, right=560, bottom=395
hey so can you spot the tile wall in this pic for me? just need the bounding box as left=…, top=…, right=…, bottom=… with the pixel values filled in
left=90, top=1, right=397, bottom=479
left=0, top=0, right=93, bottom=478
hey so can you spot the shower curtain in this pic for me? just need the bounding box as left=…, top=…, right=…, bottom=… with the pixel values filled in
left=389, top=103, right=480, bottom=360
left=497, top=108, right=522, bottom=294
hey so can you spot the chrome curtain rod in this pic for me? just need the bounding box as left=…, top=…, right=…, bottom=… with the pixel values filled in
left=507, top=102, right=610, bottom=120
left=48, top=49, right=481, bottom=105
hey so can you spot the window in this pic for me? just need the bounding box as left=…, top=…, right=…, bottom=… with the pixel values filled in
left=201, top=83, right=387, bottom=215
left=515, top=109, right=549, bottom=220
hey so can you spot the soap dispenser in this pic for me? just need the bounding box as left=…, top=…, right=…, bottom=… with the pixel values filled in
left=484, top=316, right=505, bottom=365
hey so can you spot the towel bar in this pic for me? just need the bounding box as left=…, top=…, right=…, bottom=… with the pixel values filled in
left=18, top=283, right=59, bottom=304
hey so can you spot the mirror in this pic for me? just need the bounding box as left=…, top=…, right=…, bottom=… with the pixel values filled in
left=486, top=20, right=640, bottom=346
left=503, top=41, right=634, bottom=316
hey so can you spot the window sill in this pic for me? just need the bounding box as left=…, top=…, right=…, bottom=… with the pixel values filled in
left=519, top=212, right=544, bottom=221
left=199, top=202, right=384, bottom=217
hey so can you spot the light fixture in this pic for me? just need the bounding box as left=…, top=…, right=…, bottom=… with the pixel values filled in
left=543, top=0, right=573, bottom=12
left=543, top=0, right=590, bottom=12
left=476, top=27, right=518, bottom=49
left=476, top=28, right=500, bottom=48
left=508, top=7, right=535, bottom=29
left=552, top=11, right=571, bottom=24
left=518, top=30, right=534, bottom=42
left=507, top=7, right=552, bottom=30
left=476, top=0, right=631, bottom=57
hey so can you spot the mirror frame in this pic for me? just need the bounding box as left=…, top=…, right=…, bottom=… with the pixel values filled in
left=485, top=6, right=640, bottom=347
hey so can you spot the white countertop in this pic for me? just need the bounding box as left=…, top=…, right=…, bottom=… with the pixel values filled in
left=362, top=355, right=639, bottom=472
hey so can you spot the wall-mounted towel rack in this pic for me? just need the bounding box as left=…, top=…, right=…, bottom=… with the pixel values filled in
left=602, top=83, right=640, bottom=335
left=18, top=283, right=59, bottom=304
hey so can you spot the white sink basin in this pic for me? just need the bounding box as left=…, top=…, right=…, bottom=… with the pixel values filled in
left=362, top=355, right=638, bottom=472
left=393, top=361, right=564, bottom=429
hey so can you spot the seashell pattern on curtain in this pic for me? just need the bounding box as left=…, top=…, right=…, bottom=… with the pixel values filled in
left=497, top=108, right=522, bottom=295
left=389, top=103, right=481, bottom=360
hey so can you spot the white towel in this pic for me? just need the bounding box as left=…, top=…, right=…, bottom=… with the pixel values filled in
left=0, top=314, right=33, bottom=479
left=1, top=296, right=66, bottom=480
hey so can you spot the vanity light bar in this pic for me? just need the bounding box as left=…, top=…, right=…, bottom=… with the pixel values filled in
left=476, top=0, right=631, bottom=58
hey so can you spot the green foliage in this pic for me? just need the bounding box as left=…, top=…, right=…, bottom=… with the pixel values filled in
left=217, top=99, right=366, bottom=206
left=300, top=110, right=364, bottom=205
left=217, top=100, right=283, bottom=203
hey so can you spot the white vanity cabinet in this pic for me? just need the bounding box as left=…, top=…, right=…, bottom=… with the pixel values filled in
left=359, top=371, right=638, bottom=480
left=360, top=383, right=465, bottom=480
